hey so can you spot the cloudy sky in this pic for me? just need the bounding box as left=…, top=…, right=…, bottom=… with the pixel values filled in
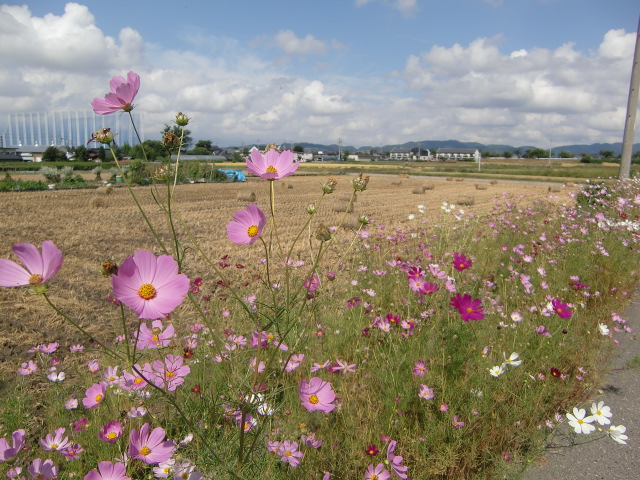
left=0, top=0, right=638, bottom=148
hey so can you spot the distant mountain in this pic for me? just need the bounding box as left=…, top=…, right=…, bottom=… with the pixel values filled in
left=281, top=140, right=640, bottom=156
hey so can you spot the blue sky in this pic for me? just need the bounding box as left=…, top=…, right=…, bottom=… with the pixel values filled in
left=0, top=0, right=638, bottom=148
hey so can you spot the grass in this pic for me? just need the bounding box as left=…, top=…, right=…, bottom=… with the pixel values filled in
left=1, top=169, right=639, bottom=479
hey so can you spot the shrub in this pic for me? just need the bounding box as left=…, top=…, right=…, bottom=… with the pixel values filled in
left=40, top=166, right=61, bottom=183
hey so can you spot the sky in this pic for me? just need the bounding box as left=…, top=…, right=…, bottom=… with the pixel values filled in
left=0, top=0, right=638, bottom=149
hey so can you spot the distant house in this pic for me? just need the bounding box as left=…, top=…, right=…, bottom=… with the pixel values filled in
left=389, top=148, right=412, bottom=160
left=436, top=148, right=481, bottom=162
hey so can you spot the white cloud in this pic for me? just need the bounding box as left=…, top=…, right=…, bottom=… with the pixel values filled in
left=354, top=0, right=417, bottom=16
left=274, top=30, right=327, bottom=56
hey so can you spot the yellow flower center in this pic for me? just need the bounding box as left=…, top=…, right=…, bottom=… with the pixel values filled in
left=138, top=283, right=156, bottom=300
left=139, top=446, right=151, bottom=456
left=285, top=451, right=292, bottom=457
left=134, top=378, right=143, bottom=384
left=166, top=371, right=174, bottom=378
left=309, top=394, right=319, bottom=404
left=29, top=273, right=43, bottom=285
left=51, top=444, right=58, bottom=450
left=467, top=307, right=474, bottom=313
left=95, top=394, right=103, bottom=402
left=152, top=335, right=159, bottom=343
left=266, top=165, right=278, bottom=173
left=459, top=263, right=465, bottom=268
left=247, top=225, right=259, bottom=237
left=578, top=419, right=584, bottom=424
left=107, top=432, right=117, bottom=439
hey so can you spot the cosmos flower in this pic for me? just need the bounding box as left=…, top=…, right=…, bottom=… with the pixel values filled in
left=449, top=293, right=484, bottom=321
left=245, top=149, right=299, bottom=180
left=452, top=252, right=472, bottom=271
left=136, top=320, right=175, bottom=349
left=418, top=384, right=434, bottom=400
left=39, top=427, right=70, bottom=452
left=82, top=382, right=107, bottom=409
left=299, top=377, right=337, bottom=413
left=590, top=401, right=612, bottom=425
left=0, top=429, right=25, bottom=463
left=27, top=459, right=58, bottom=479
left=386, top=440, right=408, bottom=479
left=226, top=204, right=267, bottom=245
left=607, top=425, right=628, bottom=444
left=277, top=440, right=304, bottom=467
left=84, top=461, right=131, bottom=480
left=92, top=71, right=140, bottom=115
left=98, top=421, right=123, bottom=444
left=128, top=423, right=174, bottom=465
left=489, top=365, right=506, bottom=377
left=551, top=298, right=573, bottom=319
left=365, top=464, right=390, bottom=480
left=111, top=250, right=190, bottom=319
left=566, top=407, right=596, bottom=434
left=0, top=241, right=63, bottom=289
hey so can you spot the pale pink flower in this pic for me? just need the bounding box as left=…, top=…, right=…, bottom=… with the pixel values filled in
left=386, top=440, right=408, bottom=479
left=128, top=423, right=174, bottom=465
left=0, top=429, right=25, bottom=462
left=92, top=71, right=140, bottom=115
left=299, top=377, right=337, bottom=413
left=39, top=427, right=70, bottom=451
left=82, top=382, right=107, bottom=409
left=277, top=440, right=304, bottom=467
left=18, top=360, right=37, bottom=375
left=111, top=250, right=190, bottom=319
left=136, top=320, right=175, bottom=349
left=0, top=241, right=63, bottom=288
left=27, top=458, right=58, bottom=479
left=84, top=461, right=131, bottom=480
left=246, top=149, right=299, bottom=180
left=226, top=204, right=267, bottom=245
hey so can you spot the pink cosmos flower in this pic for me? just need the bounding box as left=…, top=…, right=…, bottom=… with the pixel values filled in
left=147, top=354, right=190, bottom=391
left=0, top=241, right=63, bottom=288
left=0, top=429, right=25, bottom=462
left=412, top=360, right=428, bottom=377
left=111, top=250, right=190, bottom=319
left=120, top=365, right=148, bottom=391
left=91, top=71, right=140, bottom=115
left=449, top=293, right=484, bottom=321
left=18, top=360, right=37, bottom=375
left=128, top=423, right=174, bottom=465
left=136, top=320, right=175, bottom=349
left=27, top=458, right=58, bottom=479
left=98, top=421, right=123, bottom=444
left=419, top=282, right=439, bottom=295
left=299, top=377, right=337, bottom=413
left=246, top=149, right=298, bottom=180
left=82, top=382, right=107, bottom=409
left=226, top=204, right=267, bottom=245
left=386, top=440, right=408, bottom=479
left=365, top=463, right=390, bottom=480
left=453, top=252, right=472, bottom=271
left=551, top=298, right=573, bottom=319
left=84, top=461, right=131, bottom=480
left=277, top=440, right=304, bottom=467
left=418, top=384, right=434, bottom=400
left=39, top=427, right=70, bottom=451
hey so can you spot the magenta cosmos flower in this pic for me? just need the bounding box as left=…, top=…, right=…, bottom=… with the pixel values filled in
left=111, top=250, right=190, bottom=319
left=128, top=423, right=174, bottom=465
left=0, top=241, right=63, bottom=288
left=226, top=204, right=267, bottom=245
left=246, top=149, right=299, bottom=180
left=91, top=71, right=140, bottom=115
left=386, top=440, right=409, bottom=479
left=98, top=421, right=123, bottom=444
left=450, top=293, right=484, bottom=321
left=299, top=377, right=337, bottom=413
left=84, top=461, right=131, bottom=480
left=551, top=298, right=573, bottom=319
left=453, top=252, right=472, bottom=271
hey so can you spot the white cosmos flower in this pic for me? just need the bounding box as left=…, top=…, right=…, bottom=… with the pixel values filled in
left=503, top=352, right=522, bottom=367
left=489, top=365, right=506, bottom=377
left=566, top=407, right=596, bottom=434
left=598, top=323, right=610, bottom=336
left=408, top=214, right=416, bottom=220
left=607, top=425, right=628, bottom=444
left=590, top=401, right=612, bottom=425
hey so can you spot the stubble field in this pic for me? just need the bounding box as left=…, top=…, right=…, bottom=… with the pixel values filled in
left=0, top=174, right=574, bottom=377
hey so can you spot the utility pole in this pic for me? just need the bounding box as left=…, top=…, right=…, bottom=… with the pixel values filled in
left=620, top=15, right=640, bottom=179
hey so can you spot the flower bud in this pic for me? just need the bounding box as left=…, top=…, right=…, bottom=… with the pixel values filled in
left=321, top=178, right=338, bottom=194
left=352, top=173, right=370, bottom=192
left=306, top=204, right=317, bottom=215
left=264, top=143, right=279, bottom=153
left=175, top=112, right=190, bottom=126
left=358, top=215, right=370, bottom=226
left=88, top=128, right=115, bottom=145
left=314, top=224, right=332, bottom=242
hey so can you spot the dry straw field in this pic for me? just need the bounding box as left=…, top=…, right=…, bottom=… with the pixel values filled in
left=0, top=174, right=573, bottom=376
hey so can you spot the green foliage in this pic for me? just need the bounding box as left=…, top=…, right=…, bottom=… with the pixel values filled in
left=98, top=146, right=106, bottom=161
left=73, top=145, right=89, bottom=162
left=0, top=178, right=47, bottom=191
left=195, top=139, right=214, bottom=151
left=61, top=175, right=88, bottom=187
left=188, top=147, right=213, bottom=156
left=129, top=140, right=169, bottom=161
left=42, top=146, right=66, bottom=162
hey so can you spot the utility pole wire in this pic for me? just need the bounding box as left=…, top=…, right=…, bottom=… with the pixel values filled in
left=620, top=14, right=640, bottom=179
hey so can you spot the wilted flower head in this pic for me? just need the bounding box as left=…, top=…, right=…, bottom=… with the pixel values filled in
left=162, top=131, right=181, bottom=152
left=321, top=178, right=338, bottom=194
left=92, top=71, right=140, bottom=115
left=352, top=173, right=370, bottom=192
left=88, top=128, right=115, bottom=145
left=0, top=241, right=63, bottom=292
left=314, top=224, right=332, bottom=242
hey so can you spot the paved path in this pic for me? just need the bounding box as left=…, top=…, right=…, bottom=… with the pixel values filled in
left=518, top=293, right=640, bottom=480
